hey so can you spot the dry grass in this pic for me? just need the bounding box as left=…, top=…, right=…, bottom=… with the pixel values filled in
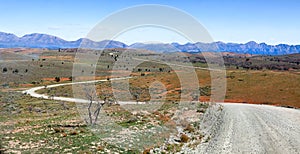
left=195, top=69, right=300, bottom=108
left=2, top=49, right=300, bottom=108
left=225, top=70, right=300, bottom=108
left=35, top=68, right=300, bottom=108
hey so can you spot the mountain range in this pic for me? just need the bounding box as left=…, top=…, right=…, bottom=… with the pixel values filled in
left=1, top=32, right=300, bottom=55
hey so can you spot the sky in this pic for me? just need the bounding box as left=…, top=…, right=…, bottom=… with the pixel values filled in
left=0, top=0, right=300, bottom=45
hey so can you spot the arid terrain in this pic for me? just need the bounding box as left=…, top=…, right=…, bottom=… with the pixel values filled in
left=1, top=0, right=300, bottom=153
left=1, top=48, right=300, bottom=153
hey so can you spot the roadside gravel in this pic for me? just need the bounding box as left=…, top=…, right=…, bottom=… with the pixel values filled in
left=196, top=103, right=300, bottom=154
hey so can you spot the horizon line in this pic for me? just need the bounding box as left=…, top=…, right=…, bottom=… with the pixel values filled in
left=0, top=31, right=299, bottom=46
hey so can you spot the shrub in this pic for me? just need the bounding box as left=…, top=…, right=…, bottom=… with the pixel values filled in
left=69, top=130, right=78, bottom=135
left=12, top=69, right=19, bottom=74
left=2, top=67, right=7, bottom=73
left=143, top=148, right=151, bottom=154
left=180, top=134, right=189, bottom=143
left=53, top=127, right=64, bottom=133
left=55, top=77, right=60, bottom=82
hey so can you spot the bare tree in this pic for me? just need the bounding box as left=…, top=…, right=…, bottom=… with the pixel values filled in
left=84, top=87, right=114, bottom=126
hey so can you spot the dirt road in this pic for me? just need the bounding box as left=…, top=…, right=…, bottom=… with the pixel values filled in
left=197, top=103, right=300, bottom=154
left=22, top=80, right=300, bottom=153
left=22, top=76, right=146, bottom=105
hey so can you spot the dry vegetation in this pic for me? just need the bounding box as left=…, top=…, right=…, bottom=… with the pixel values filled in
left=0, top=90, right=209, bottom=153
left=36, top=68, right=300, bottom=108
left=1, top=48, right=300, bottom=153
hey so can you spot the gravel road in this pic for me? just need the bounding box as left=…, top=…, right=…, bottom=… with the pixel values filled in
left=197, top=103, right=300, bottom=154
left=22, top=80, right=300, bottom=153
left=22, top=76, right=146, bottom=105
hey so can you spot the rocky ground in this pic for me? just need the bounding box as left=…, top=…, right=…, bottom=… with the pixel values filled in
left=0, top=90, right=212, bottom=153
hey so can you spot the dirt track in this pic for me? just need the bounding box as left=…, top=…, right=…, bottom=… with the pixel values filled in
left=22, top=81, right=300, bottom=153
left=22, top=77, right=145, bottom=105
left=197, top=103, right=300, bottom=154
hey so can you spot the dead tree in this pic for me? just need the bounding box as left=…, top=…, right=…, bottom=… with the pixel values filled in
left=84, top=87, right=106, bottom=126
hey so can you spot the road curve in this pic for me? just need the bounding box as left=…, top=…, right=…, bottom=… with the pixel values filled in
left=22, top=77, right=145, bottom=105
left=198, top=103, right=300, bottom=154
left=22, top=80, right=300, bottom=153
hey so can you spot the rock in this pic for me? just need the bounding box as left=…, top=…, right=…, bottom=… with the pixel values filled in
left=33, top=107, right=42, bottom=113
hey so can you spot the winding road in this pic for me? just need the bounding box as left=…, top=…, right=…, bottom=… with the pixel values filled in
left=198, top=103, right=300, bottom=154
left=22, top=79, right=300, bottom=153
left=22, top=77, right=145, bottom=105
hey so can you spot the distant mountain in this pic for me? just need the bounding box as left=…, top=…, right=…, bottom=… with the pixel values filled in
left=130, top=41, right=300, bottom=55
left=0, top=32, right=300, bottom=55
left=0, top=32, right=127, bottom=49
left=19, top=33, right=68, bottom=48
left=129, top=43, right=178, bottom=53
left=0, top=32, right=19, bottom=43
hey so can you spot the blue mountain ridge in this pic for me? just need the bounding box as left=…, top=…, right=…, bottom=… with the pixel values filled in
left=0, top=32, right=299, bottom=55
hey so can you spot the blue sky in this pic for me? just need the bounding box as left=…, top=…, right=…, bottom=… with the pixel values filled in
left=0, top=0, right=300, bottom=45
